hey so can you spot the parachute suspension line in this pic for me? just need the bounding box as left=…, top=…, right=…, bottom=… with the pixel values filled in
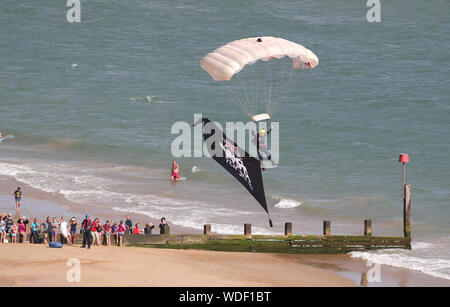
left=266, top=62, right=286, bottom=116
left=249, top=62, right=257, bottom=117
left=267, top=68, right=274, bottom=117
left=270, top=67, right=295, bottom=116
left=271, top=69, right=303, bottom=116
left=236, top=73, right=253, bottom=117
left=227, top=84, right=252, bottom=118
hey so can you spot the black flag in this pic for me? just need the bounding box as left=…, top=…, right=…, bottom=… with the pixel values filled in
left=201, top=118, right=272, bottom=227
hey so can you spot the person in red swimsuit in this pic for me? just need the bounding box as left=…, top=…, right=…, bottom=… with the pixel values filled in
left=170, top=160, right=181, bottom=182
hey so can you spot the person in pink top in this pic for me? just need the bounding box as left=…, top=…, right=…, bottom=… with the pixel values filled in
left=18, top=219, right=27, bottom=243
left=117, top=220, right=127, bottom=247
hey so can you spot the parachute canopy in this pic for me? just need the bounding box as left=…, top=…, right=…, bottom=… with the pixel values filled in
left=200, top=36, right=319, bottom=81
left=200, top=37, right=319, bottom=121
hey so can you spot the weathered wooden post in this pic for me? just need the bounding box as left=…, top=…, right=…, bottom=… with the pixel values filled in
left=364, top=220, right=372, bottom=236
left=244, top=224, right=251, bottom=236
left=323, top=220, right=331, bottom=236
left=203, top=224, right=211, bottom=236
left=285, top=222, right=292, bottom=236
left=403, top=184, right=411, bottom=238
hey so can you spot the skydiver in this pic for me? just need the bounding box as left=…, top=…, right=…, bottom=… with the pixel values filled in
left=252, top=127, right=276, bottom=170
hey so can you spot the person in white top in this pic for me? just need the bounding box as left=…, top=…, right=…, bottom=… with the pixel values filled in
left=59, top=217, right=71, bottom=245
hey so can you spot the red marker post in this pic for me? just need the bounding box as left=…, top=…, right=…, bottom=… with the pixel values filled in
left=399, top=154, right=411, bottom=237
left=398, top=153, right=410, bottom=187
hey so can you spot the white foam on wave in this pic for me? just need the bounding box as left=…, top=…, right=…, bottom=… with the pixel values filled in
left=350, top=245, right=450, bottom=280
left=191, top=166, right=202, bottom=173
left=274, top=198, right=302, bottom=209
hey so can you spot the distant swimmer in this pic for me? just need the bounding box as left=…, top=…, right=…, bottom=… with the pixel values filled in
left=13, top=187, right=22, bottom=216
left=171, top=160, right=181, bottom=182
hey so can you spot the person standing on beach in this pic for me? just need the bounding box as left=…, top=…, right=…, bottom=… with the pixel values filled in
left=159, top=217, right=169, bottom=234
left=97, top=221, right=103, bottom=245
left=13, top=187, right=22, bottom=216
left=144, top=223, right=155, bottom=234
left=51, top=217, right=58, bottom=242
left=5, top=214, right=13, bottom=238
left=41, top=217, right=52, bottom=244
left=81, top=215, right=92, bottom=249
left=0, top=217, right=6, bottom=243
left=69, top=217, right=77, bottom=244
left=111, top=222, right=118, bottom=245
left=30, top=218, right=40, bottom=244
left=59, top=217, right=71, bottom=245
left=18, top=216, right=29, bottom=232
left=18, top=219, right=26, bottom=243
left=170, top=160, right=181, bottom=182
left=117, top=220, right=126, bottom=247
left=103, top=220, right=112, bottom=246
left=91, top=218, right=100, bottom=246
left=125, top=216, right=133, bottom=234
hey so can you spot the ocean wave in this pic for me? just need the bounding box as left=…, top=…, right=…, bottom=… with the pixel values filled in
left=129, top=95, right=172, bottom=104
left=191, top=166, right=202, bottom=173
left=274, top=198, right=302, bottom=209
left=350, top=247, right=450, bottom=280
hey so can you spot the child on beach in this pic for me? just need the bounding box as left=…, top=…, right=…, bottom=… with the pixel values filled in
left=10, top=223, right=17, bottom=243
left=97, top=222, right=103, bottom=245
left=171, top=160, right=181, bottom=182
left=103, top=220, right=112, bottom=246
left=51, top=217, right=58, bottom=242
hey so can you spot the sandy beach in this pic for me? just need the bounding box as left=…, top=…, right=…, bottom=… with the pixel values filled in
left=0, top=244, right=356, bottom=287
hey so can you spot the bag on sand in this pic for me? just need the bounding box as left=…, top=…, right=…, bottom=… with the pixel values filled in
left=49, top=242, right=63, bottom=248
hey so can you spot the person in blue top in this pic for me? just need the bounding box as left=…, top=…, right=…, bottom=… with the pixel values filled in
left=125, top=216, right=133, bottom=234
left=30, top=218, right=40, bottom=244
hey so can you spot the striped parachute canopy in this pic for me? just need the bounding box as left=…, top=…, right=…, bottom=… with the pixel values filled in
left=200, top=37, right=319, bottom=121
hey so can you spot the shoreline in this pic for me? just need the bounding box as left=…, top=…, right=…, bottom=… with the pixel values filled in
left=0, top=176, right=197, bottom=234
left=1, top=176, right=450, bottom=286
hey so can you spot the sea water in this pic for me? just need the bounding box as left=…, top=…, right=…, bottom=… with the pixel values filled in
left=0, top=0, right=449, bottom=279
